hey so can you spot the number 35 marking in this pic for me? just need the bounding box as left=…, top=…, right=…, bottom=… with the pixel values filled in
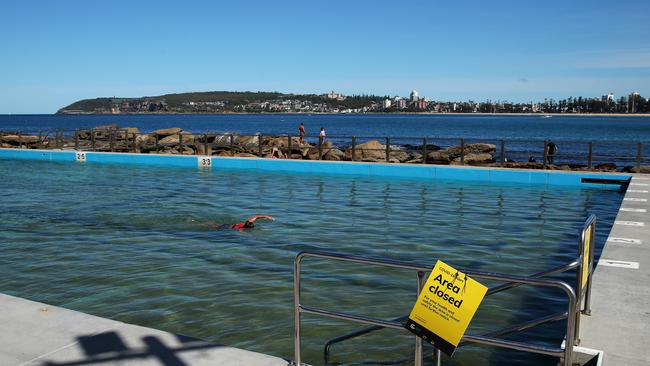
left=75, top=152, right=87, bottom=161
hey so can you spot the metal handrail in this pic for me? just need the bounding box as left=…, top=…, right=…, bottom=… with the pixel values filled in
left=322, top=260, right=579, bottom=363
left=293, top=250, right=580, bottom=366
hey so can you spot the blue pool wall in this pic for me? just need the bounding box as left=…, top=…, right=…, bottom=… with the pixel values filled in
left=0, top=148, right=631, bottom=188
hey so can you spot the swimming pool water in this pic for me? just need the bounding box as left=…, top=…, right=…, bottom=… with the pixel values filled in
left=0, top=158, right=623, bottom=365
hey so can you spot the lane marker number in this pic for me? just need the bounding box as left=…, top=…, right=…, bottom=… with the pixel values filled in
left=607, top=237, right=642, bottom=245
left=615, top=221, right=645, bottom=226
left=75, top=152, right=87, bottom=162
left=624, top=197, right=648, bottom=202
left=198, top=156, right=212, bottom=168
left=599, top=259, right=640, bottom=269
left=620, top=207, right=647, bottom=213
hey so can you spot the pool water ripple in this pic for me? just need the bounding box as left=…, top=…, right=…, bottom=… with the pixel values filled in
left=0, top=158, right=623, bottom=366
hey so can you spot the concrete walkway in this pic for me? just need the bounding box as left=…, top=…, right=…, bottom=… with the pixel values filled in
left=579, top=175, right=650, bottom=366
left=0, top=293, right=288, bottom=366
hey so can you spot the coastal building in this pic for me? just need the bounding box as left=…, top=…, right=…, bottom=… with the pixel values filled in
left=601, top=93, right=615, bottom=104
left=382, top=99, right=392, bottom=109
left=413, top=99, right=428, bottom=110
left=326, top=90, right=346, bottom=101
left=629, top=92, right=640, bottom=113
left=410, top=90, right=419, bottom=102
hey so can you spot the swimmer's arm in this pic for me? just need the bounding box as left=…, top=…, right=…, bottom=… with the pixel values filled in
left=246, top=215, right=275, bottom=223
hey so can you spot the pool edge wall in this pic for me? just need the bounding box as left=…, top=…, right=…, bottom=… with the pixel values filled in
left=0, top=148, right=631, bottom=188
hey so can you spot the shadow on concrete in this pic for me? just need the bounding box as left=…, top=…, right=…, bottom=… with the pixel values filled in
left=43, top=331, right=224, bottom=366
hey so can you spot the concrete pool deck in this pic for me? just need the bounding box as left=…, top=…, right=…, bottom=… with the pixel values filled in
left=0, top=293, right=288, bottom=366
left=579, top=175, right=650, bottom=365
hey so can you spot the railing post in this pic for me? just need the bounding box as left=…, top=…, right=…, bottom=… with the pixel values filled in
left=203, top=134, right=208, bottom=156
left=37, top=130, right=42, bottom=149
left=587, top=142, right=593, bottom=170
left=414, top=271, right=425, bottom=366
left=351, top=136, right=356, bottom=161
left=230, top=134, right=234, bottom=150
left=179, top=133, right=183, bottom=155
left=258, top=133, right=263, bottom=157
left=75, top=129, right=79, bottom=150
left=385, top=137, right=390, bottom=163
left=155, top=134, right=160, bottom=154
left=293, top=257, right=303, bottom=366
left=422, top=137, right=428, bottom=164
left=564, top=287, right=577, bottom=366
left=287, top=135, right=292, bottom=159
left=318, top=136, right=323, bottom=160
left=500, top=140, right=505, bottom=163
left=636, top=143, right=642, bottom=172
left=109, top=130, right=115, bottom=152
left=543, top=140, right=548, bottom=169
left=460, top=138, right=465, bottom=165
left=91, top=129, right=96, bottom=151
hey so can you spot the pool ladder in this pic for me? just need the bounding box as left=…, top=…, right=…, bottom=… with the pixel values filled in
left=291, top=215, right=597, bottom=366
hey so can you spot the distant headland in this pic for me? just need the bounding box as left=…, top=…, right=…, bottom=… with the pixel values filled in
left=57, top=90, right=649, bottom=115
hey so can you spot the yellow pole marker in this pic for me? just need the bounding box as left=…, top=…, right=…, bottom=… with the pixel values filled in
left=405, top=260, right=487, bottom=357
left=581, top=222, right=594, bottom=289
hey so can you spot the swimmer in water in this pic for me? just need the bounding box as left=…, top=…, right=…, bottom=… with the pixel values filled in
left=219, top=215, right=275, bottom=231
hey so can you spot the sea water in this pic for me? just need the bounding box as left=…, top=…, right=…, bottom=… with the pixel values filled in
left=0, top=158, right=623, bottom=365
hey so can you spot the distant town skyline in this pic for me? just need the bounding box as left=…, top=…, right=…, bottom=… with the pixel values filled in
left=1, top=0, right=649, bottom=114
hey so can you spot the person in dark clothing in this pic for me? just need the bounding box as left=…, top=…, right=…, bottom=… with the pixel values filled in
left=546, top=141, right=558, bottom=164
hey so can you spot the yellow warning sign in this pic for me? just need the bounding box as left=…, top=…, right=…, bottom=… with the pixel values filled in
left=405, top=260, right=487, bottom=356
left=581, top=222, right=594, bottom=289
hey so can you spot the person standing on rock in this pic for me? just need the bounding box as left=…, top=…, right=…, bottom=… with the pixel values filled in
left=546, top=140, right=557, bottom=164
left=319, top=127, right=326, bottom=142
left=298, top=123, right=306, bottom=143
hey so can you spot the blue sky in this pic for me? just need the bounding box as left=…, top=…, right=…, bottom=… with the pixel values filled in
left=0, top=0, right=648, bottom=113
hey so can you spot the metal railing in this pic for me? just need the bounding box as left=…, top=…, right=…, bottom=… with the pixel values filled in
left=292, top=216, right=598, bottom=366
left=2, top=127, right=649, bottom=171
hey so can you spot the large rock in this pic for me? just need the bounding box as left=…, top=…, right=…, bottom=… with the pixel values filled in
left=427, top=150, right=451, bottom=164
left=389, top=149, right=409, bottom=163
left=95, top=124, right=119, bottom=130
left=348, top=140, right=386, bottom=161
left=451, top=153, right=494, bottom=165
left=212, top=133, right=240, bottom=147
left=136, top=134, right=154, bottom=144
left=239, top=135, right=261, bottom=150
left=93, top=124, right=119, bottom=139
left=117, top=127, right=140, bottom=139
left=403, top=143, right=441, bottom=152
left=153, top=127, right=182, bottom=137
left=323, top=148, right=346, bottom=161
left=447, top=143, right=496, bottom=157
left=1, top=134, right=40, bottom=144
left=158, top=133, right=195, bottom=145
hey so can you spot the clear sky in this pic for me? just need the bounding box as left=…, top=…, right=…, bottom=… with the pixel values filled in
left=0, top=0, right=648, bottom=113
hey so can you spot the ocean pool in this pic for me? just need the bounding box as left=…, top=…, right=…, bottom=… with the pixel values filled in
left=0, top=157, right=623, bottom=365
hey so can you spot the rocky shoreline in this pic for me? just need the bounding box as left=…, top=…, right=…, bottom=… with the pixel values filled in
left=0, top=124, right=643, bottom=173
